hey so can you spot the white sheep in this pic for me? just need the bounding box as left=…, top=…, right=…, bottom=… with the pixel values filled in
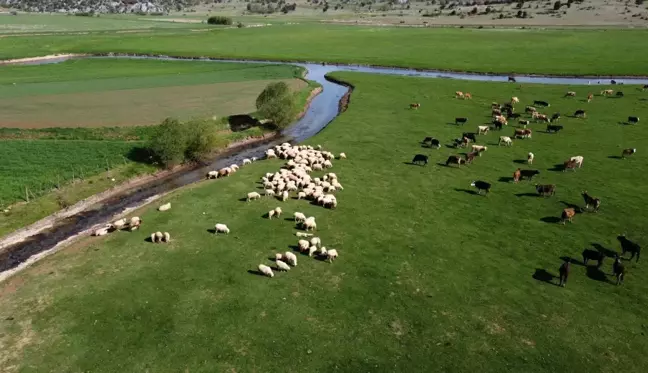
left=295, top=232, right=312, bottom=238
left=298, top=239, right=310, bottom=252
left=303, top=217, right=317, bottom=231
left=266, top=149, right=277, bottom=159
left=152, top=231, right=163, bottom=243
left=297, top=191, right=307, bottom=200
left=275, top=253, right=283, bottom=261
left=93, top=227, right=110, bottom=236
left=247, top=192, right=261, bottom=201
left=150, top=232, right=157, bottom=242
left=327, top=249, right=339, bottom=263
left=276, top=260, right=291, bottom=271
left=339, top=152, right=346, bottom=159
left=252, top=157, right=258, bottom=162
left=112, top=218, right=127, bottom=230
left=242, top=158, right=252, bottom=165
left=258, top=264, right=274, bottom=278
left=332, top=180, right=343, bottom=190
left=158, top=203, right=171, bottom=212
left=319, top=246, right=328, bottom=256
left=265, top=189, right=275, bottom=197
left=206, top=171, right=218, bottom=179
left=162, top=232, right=170, bottom=242
left=310, top=237, right=321, bottom=247
left=308, top=246, right=318, bottom=257
left=129, top=216, right=141, bottom=231
left=274, top=207, right=282, bottom=217
left=267, top=210, right=276, bottom=219
left=284, top=251, right=298, bottom=266
left=281, top=191, right=289, bottom=202
left=323, top=160, right=333, bottom=168
left=230, top=164, right=239, bottom=172
left=215, top=223, right=230, bottom=234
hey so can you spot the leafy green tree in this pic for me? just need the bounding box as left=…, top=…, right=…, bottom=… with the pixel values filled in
left=148, top=118, right=189, bottom=167
left=256, top=82, right=297, bottom=129
left=185, top=119, right=219, bottom=162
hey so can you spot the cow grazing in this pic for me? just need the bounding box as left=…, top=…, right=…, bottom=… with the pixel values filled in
left=470, top=180, right=491, bottom=195
left=492, top=108, right=502, bottom=117
left=508, top=76, right=516, bottom=83
left=519, top=120, right=530, bottom=126
left=519, top=169, right=540, bottom=181
left=581, top=191, right=601, bottom=212
left=616, top=91, right=624, bottom=97
left=582, top=249, right=604, bottom=267
left=536, top=184, right=556, bottom=197
left=446, top=155, right=465, bottom=167
left=493, top=121, right=504, bottom=131
left=628, top=116, right=640, bottom=124
left=613, top=257, right=626, bottom=285
left=423, top=137, right=441, bottom=149
left=410, top=103, right=421, bottom=109
left=525, top=106, right=537, bottom=113
left=563, top=159, right=578, bottom=172
left=455, top=91, right=464, bottom=99
left=477, top=125, right=489, bottom=135
left=601, top=89, right=614, bottom=96
left=507, top=112, right=521, bottom=119
left=546, top=124, right=564, bottom=133
left=564, top=91, right=576, bottom=97
left=455, top=117, right=468, bottom=125
left=533, top=100, right=550, bottom=107
left=574, top=109, right=586, bottom=118
left=464, top=92, right=472, bottom=99
left=587, top=93, right=593, bottom=102
left=498, top=136, right=513, bottom=146
left=513, top=128, right=532, bottom=139
left=494, top=115, right=508, bottom=126
left=621, top=148, right=636, bottom=159
left=561, top=208, right=576, bottom=224
left=527, top=152, right=534, bottom=164
left=466, top=151, right=479, bottom=164
left=453, top=137, right=469, bottom=148
left=513, top=168, right=521, bottom=183
left=618, top=235, right=641, bottom=263
left=551, top=113, right=561, bottom=122
left=411, top=154, right=429, bottom=166
left=559, top=260, right=570, bottom=287
left=462, top=132, right=478, bottom=143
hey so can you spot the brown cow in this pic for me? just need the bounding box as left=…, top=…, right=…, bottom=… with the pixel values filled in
left=587, top=93, right=593, bottom=102
left=410, top=103, right=421, bottom=109
left=466, top=151, right=479, bottom=164
left=561, top=208, right=576, bottom=224
left=446, top=155, right=465, bottom=167
left=513, top=168, right=521, bottom=183
left=492, top=108, right=502, bottom=116
left=621, top=148, right=636, bottom=159
left=455, top=91, right=464, bottom=99
left=563, top=159, right=578, bottom=172
left=464, top=92, right=472, bottom=99
left=601, top=89, right=614, bottom=96
left=564, top=91, right=576, bottom=97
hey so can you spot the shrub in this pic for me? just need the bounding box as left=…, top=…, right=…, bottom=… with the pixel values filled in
left=553, top=0, right=561, bottom=10
left=184, top=120, right=219, bottom=162
left=237, top=22, right=244, bottom=28
left=256, top=82, right=297, bottom=130
left=207, top=16, right=233, bottom=25
left=148, top=118, right=189, bottom=167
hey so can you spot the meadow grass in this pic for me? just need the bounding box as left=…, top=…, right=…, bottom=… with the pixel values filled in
left=0, top=25, right=647, bottom=75
left=1, top=74, right=647, bottom=373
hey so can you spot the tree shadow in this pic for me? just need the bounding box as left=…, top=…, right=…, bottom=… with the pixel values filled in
left=515, top=192, right=539, bottom=198
left=126, top=146, right=154, bottom=164
left=591, top=243, right=618, bottom=258
left=454, top=188, right=478, bottom=195
left=247, top=269, right=267, bottom=277
left=532, top=269, right=557, bottom=286
left=586, top=266, right=610, bottom=283
left=540, top=216, right=562, bottom=224
left=513, top=159, right=527, bottom=164
left=498, top=176, right=514, bottom=183
left=608, top=155, right=623, bottom=160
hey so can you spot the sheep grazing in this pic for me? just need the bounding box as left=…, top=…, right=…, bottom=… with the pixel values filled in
left=206, top=171, right=218, bottom=179
left=561, top=208, right=576, bottom=224
left=470, top=180, right=491, bottom=195
left=310, top=237, right=321, bottom=248
left=214, top=223, right=230, bottom=234
left=158, top=203, right=171, bottom=212
left=229, top=164, right=239, bottom=172
left=151, top=231, right=163, bottom=243
left=258, top=264, right=274, bottom=278
left=247, top=192, right=261, bottom=201
left=563, top=159, right=579, bottom=172
left=513, top=169, right=522, bottom=183
left=464, top=92, right=472, bottom=99
left=409, top=103, right=421, bottom=109
left=621, top=148, right=636, bottom=159
left=318, top=246, right=328, bottom=256
left=284, top=251, right=298, bottom=266
left=298, top=239, right=310, bottom=252
left=267, top=210, right=276, bottom=219
left=112, top=218, right=127, bottom=230
left=308, top=246, right=318, bottom=257
left=527, top=152, right=534, bottom=164
left=218, top=167, right=231, bottom=178
left=281, top=191, right=289, bottom=202
left=511, top=96, right=520, bottom=104
left=525, top=106, right=537, bottom=113
left=294, top=212, right=306, bottom=223
left=601, top=89, right=614, bottom=96
left=276, top=260, right=291, bottom=272
left=129, top=216, right=142, bottom=231
left=574, top=109, right=586, bottom=118
left=339, top=152, right=347, bottom=159
left=536, top=184, right=556, bottom=197
left=498, top=136, right=513, bottom=147
left=326, top=249, right=339, bottom=263
left=93, top=227, right=110, bottom=236
left=266, top=149, right=277, bottom=159
left=162, top=232, right=170, bottom=242
left=297, top=191, right=307, bottom=200
left=275, top=253, right=283, bottom=261
left=455, top=91, right=464, bottom=99
left=581, top=191, right=601, bottom=212
left=265, top=189, right=275, bottom=198
left=242, top=158, right=252, bottom=165
left=274, top=207, right=282, bottom=217
left=303, top=217, right=317, bottom=231
left=587, top=93, right=593, bottom=102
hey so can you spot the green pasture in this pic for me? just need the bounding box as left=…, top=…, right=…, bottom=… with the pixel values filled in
left=1, top=74, right=647, bottom=372
left=0, top=25, right=647, bottom=75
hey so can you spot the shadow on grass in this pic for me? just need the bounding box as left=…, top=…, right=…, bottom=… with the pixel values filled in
left=247, top=269, right=267, bottom=277
left=559, top=201, right=583, bottom=213
left=454, top=188, right=478, bottom=195
left=592, top=243, right=618, bottom=258
left=238, top=197, right=249, bottom=202
left=548, top=164, right=566, bottom=172
left=206, top=228, right=216, bottom=234
left=144, top=236, right=154, bottom=243
left=403, top=162, right=425, bottom=167
left=498, top=177, right=514, bottom=183
left=540, top=216, right=562, bottom=224
left=608, top=155, right=623, bottom=160
left=444, top=144, right=456, bottom=149
left=513, top=159, right=527, bottom=164
left=126, top=147, right=154, bottom=164
left=560, top=256, right=583, bottom=266
left=515, top=192, right=539, bottom=198
left=586, top=266, right=610, bottom=283
left=288, top=245, right=302, bottom=254
left=532, top=269, right=558, bottom=286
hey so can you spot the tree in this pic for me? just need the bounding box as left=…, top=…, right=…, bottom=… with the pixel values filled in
left=148, top=118, right=189, bottom=167
left=553, top=1, right=561, bottom=10
left=256, top=82, right=297, bottom=129
left=207, top=16, right=233, bottom=25
left=184, top=119, right=219, bottom=162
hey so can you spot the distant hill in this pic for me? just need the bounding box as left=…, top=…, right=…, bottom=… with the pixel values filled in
left=0, top=0, right=188, bottom=13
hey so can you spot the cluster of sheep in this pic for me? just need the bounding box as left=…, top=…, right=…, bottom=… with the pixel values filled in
left=93, top=216, right=142, bottom=236
left=258, top=235, right=339, bottom=278
left=151, top=231, right=171, bottom=243
left=206, top=157, right=258, bottom=179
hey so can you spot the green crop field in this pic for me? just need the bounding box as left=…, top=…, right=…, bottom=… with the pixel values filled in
left=0, top=59, right=306, bottom=127
left=1, top=25, right=647, bottom=75
left=2, top=74, right=647, bottom=372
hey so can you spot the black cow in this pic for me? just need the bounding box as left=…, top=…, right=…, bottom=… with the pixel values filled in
left=446, top=155, right=465, bottom=167
left=551, top=113, right=561, bottom=122
left=411, top=154, right=429, bottom=166
left=519, top=169, right=540, bottom=181
left=616, top=91, right=624, bottom=97
left=453, top=137, right=468, bottom=148
left=643, top=84, right=648, bottom=91
left=574, top=109, right=586, bottom=118
left=581, top=191, right=601, bottom=212
left=546, top=124, right=564, bottom=133
left=582, top=249, right=604, bottom=267
left=508, top=76, right=516, bottom=83
left=618, top=235, right=641, bottom=262
left=536, top=184, right=556, bottom=197
left=455, top=117, right=468, bottom=125
left=559, top=260, right=570, bottom=287
left=423, top=137, right=440, bottom=148
left=613, top=257, right=626, bottom=285
left=507, top=112, right=521, bottom=119
left=462, top=132, right=478, bottom=143
left=628, top=116, right=640, bottom=124
left=533, top=100, right=550, bottom=107
left=470, top=180, right=491, bottom=195
left=492, top=120, right=504, bottom=130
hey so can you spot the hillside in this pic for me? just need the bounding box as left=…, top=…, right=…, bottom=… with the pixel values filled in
left=0, top=0, right=188, bottom=13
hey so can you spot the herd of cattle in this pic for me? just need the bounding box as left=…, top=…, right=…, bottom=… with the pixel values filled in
left=409, top=87, right=643, bottom=286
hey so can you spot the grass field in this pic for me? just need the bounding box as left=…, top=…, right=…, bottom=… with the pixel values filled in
left=2, top=74, right=647, bottom=372
left=0, top=59, right=306, bottom=127
left=1, top=25, right=647, bottom=75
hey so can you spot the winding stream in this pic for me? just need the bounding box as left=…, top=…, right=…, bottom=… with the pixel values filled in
left=2, top=55, right=647, bottom=278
